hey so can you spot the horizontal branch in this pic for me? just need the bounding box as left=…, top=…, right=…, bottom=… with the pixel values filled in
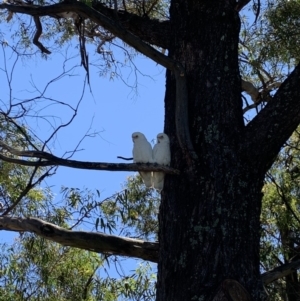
left=0, top=154, right=180, bottom=174
left=0, top=216, right=159, bottom=262
left=261, top=259, right=300, bottom=285
left=2, top=215, right=300, bottom=280
left=0, top=141, right=179, bottom=172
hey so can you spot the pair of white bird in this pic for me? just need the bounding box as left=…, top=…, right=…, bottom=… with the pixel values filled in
left=132, top=132, right=171, bottom=191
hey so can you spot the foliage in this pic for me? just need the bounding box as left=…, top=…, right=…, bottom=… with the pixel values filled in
left=261, top=128, right=300, bottom=300
left=0, top=114, right=51, bottom=215
left=0, top=113, right=157, bottom=299
left=101, top=175, right=160, bottom=240
left=265, top=0, right=300, bottom=64
left=0, top=235, right=156, bottom=300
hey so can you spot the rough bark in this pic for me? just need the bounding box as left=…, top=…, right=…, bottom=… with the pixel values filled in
left=158, top=1, right=266, bottom=300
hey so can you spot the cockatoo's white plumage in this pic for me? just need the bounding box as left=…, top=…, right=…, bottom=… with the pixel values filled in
left=153, top=133, right=171, bottom=191
left=132, top=132, right=153, bottom=188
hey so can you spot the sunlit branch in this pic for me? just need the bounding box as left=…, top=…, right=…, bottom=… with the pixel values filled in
left=241, top=79, right=260, bottom=103
left=0, top=216, right=159, bottom=262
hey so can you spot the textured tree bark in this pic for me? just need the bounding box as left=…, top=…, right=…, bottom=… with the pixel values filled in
left=157, top=1, right=267, bottom=300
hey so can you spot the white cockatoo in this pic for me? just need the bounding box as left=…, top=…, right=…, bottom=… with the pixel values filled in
left=153, top=133, right=171, bottom=191
left=132, top=132, right=153, bottom=188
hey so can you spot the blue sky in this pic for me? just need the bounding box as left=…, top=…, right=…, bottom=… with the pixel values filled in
left=0, top=38, right=165, bottom=248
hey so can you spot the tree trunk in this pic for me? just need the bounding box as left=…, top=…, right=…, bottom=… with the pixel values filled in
left=157, top=1, right=267, bottom=300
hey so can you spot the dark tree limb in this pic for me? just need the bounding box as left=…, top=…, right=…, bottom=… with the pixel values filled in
left=0, top=217, right=159, bottom=262
left=91, top=2, right=170, bottom=49
left=0, top=153, right=180, bottom=173
left=33, top=15, right=51, bottom=54
left=0, top=2, right=170, bottom=67
left=235, top=0, right=251, bottom=12
left=244, top=62, right=300, bottom=174
left=0, top=141, right=179, bottom=173
left=261, top=259, right=300, bottom=285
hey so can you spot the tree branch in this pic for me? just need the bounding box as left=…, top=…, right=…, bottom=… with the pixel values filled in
left=91, top=2, right=170, bottom=49
left=33, top=15, right=51, bottom=54
left=0, top=2, right=173, bottom=69
left=244, top=62, right=300, bottom=174
left=0, top=141, right=179, bottom=174
left=1, top=216, right=300, bottom=280
left=0, top=216, right=158, bottom=262
left=241, top=79, right=260, bottom=103
left=261, top=259, right=300, bottom=285
left=235, top=0, right=251, bottom=12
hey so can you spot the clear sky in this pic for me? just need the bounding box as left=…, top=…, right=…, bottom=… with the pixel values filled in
left=0, top=36, right=165, bottom=251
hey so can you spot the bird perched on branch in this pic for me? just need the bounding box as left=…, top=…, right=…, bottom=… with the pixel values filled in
left=132, top=132, right=153, bottom=188
left=153, top=133, right=171, bottom=191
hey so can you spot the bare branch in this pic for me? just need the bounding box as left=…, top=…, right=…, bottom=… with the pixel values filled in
left=0, top=216, right=159, bottom=262
left=0, top=140, right=180, bottom=174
